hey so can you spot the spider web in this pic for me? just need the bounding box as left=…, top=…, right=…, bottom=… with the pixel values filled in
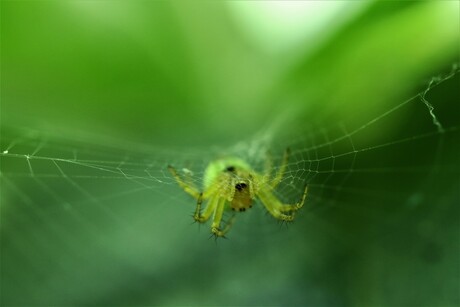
left=1, top=67, right=459, bottom=305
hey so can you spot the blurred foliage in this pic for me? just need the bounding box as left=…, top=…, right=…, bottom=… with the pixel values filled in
left=1, top=1, right=459, bottom=306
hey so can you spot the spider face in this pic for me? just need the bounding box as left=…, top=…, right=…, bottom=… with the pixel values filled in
left=231, top=182, right=252, bottom=212
left=168, top=149, right=308, bottom=238
left=224, top=166, right=253, bottom=211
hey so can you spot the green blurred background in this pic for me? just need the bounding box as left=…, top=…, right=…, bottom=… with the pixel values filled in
left=1, top=1, right=459, bottom=306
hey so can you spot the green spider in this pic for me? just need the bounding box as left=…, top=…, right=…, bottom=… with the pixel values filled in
left=168, top=149, right=308, bottom=237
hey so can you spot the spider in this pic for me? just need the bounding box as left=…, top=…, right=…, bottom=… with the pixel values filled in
left=168, top=149, right=308, bottom=237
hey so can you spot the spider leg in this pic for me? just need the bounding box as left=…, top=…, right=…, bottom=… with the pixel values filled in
left=269, top=148, right=290, bottom=189
left=183, top=168, right=197, bottom=189
left=263, top=151, right=273, bottom=183
left=193, top=193, right=204, bottom=222
left=225, top=213, right=237, bottom=231
left=216, top=212, right=237, bottom=238
left=279, top=184, right=308, bottom=212
left=168, top=165, right=201, bottom=199
left=211, top=197, right=231, bottom=237
left=257, top=184, right=308, bottom=221
left=194, top=193, right=219, bottom=223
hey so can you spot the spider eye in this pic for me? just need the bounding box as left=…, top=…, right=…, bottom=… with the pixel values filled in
left=235, top=183, right=247, bottom=191
left=225, top=166, right=236, bottom=172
